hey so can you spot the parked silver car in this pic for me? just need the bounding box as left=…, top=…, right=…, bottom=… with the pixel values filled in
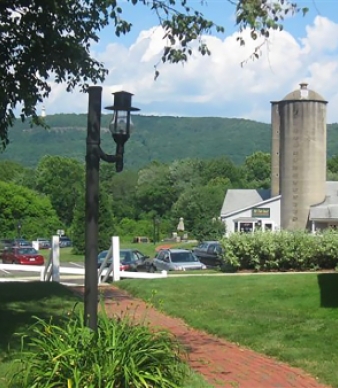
left=36, top=238, right=51, bottom=249
left=150, top=248, right=206, bottom=272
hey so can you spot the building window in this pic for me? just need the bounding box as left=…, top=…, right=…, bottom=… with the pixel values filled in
left=239, top=222, right=253, bottom=233
left=264, top=223, right=273, bottom=231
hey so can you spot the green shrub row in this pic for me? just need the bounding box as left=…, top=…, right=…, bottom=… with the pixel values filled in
left=220, top=231, right=338, bottom=272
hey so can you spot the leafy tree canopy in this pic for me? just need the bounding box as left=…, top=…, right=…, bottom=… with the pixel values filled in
left=328, top=155, right=338, bottom=174
left=0, top=160, right=35, bottom=188
left=1, top=0, right=306, bottom=146
left=35, top=156, right=84, bottom=226
left=193, top=218, right=225, bottom=242
left=70, top=189, right=115, bottom=254
left=101, top=169, right=139, bottom=220
left=0, top=181, right=61, bottom=240
left=172, top=184, right=225, bottom=232
left=136, top=161, right=178, bottom=217
left=244, top=151, right=271, bottom=188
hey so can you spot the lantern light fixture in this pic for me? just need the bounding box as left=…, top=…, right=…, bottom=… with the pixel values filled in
left=105, top=91, right=140, bottom=172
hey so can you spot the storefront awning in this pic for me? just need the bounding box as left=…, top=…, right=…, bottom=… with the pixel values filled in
left=233, top=217, right=260, bottom=223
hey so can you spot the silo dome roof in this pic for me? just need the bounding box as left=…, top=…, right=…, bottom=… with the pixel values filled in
left=282, top=83, right=326, bottom=102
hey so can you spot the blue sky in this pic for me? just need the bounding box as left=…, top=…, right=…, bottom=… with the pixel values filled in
left=44, top=0, right=338, bottom=123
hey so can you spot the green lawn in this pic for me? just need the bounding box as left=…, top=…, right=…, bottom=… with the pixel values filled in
left=0, top=282, right=80, bottom=388
left=0, top=281, right=212, bottom=388
left=118, top=273, right=338, bottom=387
left=40, top=246, right=83, bottom=263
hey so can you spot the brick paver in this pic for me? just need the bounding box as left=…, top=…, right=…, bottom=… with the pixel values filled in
left=81, top=286, right=329, bottom=388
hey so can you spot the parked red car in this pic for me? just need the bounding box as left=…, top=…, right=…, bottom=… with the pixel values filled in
left=2, top=246, right=44, bottom=265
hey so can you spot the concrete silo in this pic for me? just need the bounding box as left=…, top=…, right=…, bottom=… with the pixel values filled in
left=271, top=83, right=328, bottom=230
left=270, top=101, right=280, bottom=197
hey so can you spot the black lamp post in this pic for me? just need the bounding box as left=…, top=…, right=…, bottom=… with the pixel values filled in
left=153, top=217, right=161, bottom=244
left=85, top=86, right=139, bottom=331
left=17, top=221, right=22, bottom=239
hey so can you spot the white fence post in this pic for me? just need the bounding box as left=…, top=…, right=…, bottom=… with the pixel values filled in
left=43, top=249, right=52, bottom=282
left=51, top=235, right=60, bottom=282
left=98, top=246, right=113, bottom=284
left=112, top=236, right=120, bottom=282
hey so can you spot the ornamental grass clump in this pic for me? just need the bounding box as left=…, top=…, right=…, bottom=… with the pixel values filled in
left=8, top=303, right=186, bottom=388
left=220, top=230, right=338, bottom=272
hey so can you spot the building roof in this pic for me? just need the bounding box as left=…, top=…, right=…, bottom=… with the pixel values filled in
left=220, top=189, right=271, bottom=216
left=281, top=83, right=327, bottom=102
left=221, top=182, right=338, bottom=221
left=310, top=181, right=338, bottom=220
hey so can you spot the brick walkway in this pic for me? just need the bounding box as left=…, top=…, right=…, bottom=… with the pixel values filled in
left=92, top=286, right=329, bottom=388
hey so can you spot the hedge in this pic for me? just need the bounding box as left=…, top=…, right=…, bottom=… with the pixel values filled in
left=220, top=230, right=338, bottom=272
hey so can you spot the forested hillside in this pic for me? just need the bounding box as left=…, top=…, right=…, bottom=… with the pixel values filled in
left=1, top=114, right=338, bottom=169
left=0, top=114, right=270, bottom=168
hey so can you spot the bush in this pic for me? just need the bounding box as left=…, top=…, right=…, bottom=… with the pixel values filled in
left=9, top=304, right=187, bottom=388
left=220, top=230, right=338, bottom=272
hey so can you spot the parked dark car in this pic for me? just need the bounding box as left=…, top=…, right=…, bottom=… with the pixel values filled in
left=0, top=239, right=14, bottom=251
left=192, top=241, right=223, bottom=267
left=59, top=236, right=72, bottom=248
left=97, top=249, right=150, bottom=271
left=13, top=238, right=32, bottom=247
left=2, top=246, right=44, bottom=265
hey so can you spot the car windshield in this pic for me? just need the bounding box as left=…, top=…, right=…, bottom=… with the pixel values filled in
left=18, top=248, right=38, bottom=255
left=15, top=240, right=30, bottom=246
left=98, top=250, right=132, bottom=262
left=98, top=251, right=109, bottom=260
left=215, top=245, right=222, bottom=253
left=170, top=252, right=198, bottom=263
left=120, top=251, right=132, bottom=262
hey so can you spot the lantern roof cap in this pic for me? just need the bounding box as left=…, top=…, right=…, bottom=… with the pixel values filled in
left=105, top=90, right=140, bottom=111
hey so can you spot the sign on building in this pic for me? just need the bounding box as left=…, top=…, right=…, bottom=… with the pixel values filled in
left=252, top=208, right=270, bottom=218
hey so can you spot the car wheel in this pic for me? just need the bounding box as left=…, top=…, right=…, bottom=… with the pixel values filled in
left=149, top=265, right=156, bottom=273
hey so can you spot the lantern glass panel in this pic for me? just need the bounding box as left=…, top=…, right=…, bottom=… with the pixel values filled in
left=109, top=110, right=128, bottom=135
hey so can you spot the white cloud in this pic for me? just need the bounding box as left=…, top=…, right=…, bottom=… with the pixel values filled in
left=42, top=15, right=338, bottom=123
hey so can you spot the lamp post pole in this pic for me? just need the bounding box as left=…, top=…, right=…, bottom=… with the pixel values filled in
left=84, top=86, right=102, bottom=330
left=17, top=221, right=22, bottom=239
left=153, top=218, right=156, bottom=245
left=84, top=86, right=139, bottom=331
left=153, top=217, right=161, bottom=244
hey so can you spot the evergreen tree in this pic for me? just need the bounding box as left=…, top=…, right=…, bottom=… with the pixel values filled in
left=70, top=190, right=115, bottom=254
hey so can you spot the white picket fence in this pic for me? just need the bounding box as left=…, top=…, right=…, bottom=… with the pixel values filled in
left=0, top=235, right=167, bottom=283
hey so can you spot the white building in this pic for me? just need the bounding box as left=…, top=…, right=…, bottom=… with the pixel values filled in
left=220, top=189, right=280, bottom=234
left=221, top=182, right=338, bottom=235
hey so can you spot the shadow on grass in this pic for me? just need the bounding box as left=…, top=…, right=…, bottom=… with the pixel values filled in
left=0, top=282, right=81, bottom=354
left=317, top=273, right=338, bottom=308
